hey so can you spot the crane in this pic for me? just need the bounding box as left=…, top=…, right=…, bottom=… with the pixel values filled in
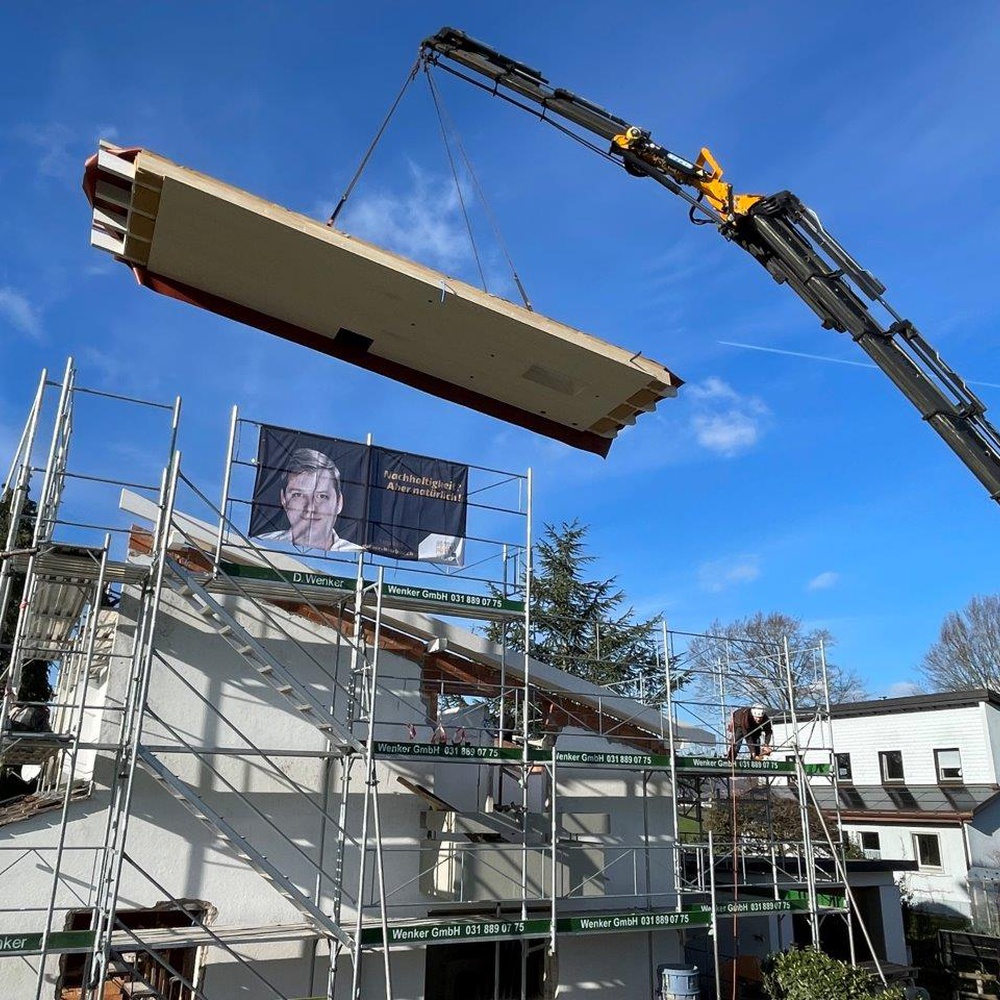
left=420, top=27, right=1000, bottom=503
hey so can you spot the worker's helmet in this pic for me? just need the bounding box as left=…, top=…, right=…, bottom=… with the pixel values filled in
left=751, top=704, right=766, bottom=719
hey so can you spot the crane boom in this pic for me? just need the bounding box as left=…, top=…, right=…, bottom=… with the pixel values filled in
left=421, top=27, right=1000, bottom=502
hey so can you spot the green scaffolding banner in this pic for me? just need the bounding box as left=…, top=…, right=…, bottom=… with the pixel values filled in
left=373, top=741, right=524, bottom=761
left=556, top=910, right=712, bottom=932
left=220, top=561, right=355, bottom=592
left=696, top=899, right=802, bottom=915
left=674, top=756, right=831, bottom=776
left=361, top=909, right=715, bottom=946
left=218, top=562, right=524, bottom=615
left=382, top=582, right=524, bottom=615
left=360, top=917, right=551, bottom=946
left=783, top=889, right=846, bottom=908
left=543, top=750, right=673, bottom=768
left=0, top=930, right=96, bottom=956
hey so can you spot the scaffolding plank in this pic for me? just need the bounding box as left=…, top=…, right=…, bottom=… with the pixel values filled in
left=84, top=143, right=682, bottom=456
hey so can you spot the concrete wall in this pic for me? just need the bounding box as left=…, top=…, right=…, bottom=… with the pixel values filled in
left=555, top=930, right=683, bottom=1000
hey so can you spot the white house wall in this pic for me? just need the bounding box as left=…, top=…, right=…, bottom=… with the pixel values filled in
left=776, top=704, right=992, bottom=783
left=2, top=575, right=696, bottom=998
left=555, top=931, right=683, bottom=999
left=982, top=701, right=1000, bottom=784
left=773, top=698, right=1000, bottom=920
left=968, top=796, right=1000, bottom=867
left=844, top=821, right=970, bottom=917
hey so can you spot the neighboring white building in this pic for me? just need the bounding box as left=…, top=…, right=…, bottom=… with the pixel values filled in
left=779, top=690, right=1000, bottom=921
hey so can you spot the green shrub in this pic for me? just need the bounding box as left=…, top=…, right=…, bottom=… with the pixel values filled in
left=762, top=947, right=905, bottom=1000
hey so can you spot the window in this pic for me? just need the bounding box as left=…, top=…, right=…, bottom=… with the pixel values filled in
left=835, top=753, right=852, bottom=782
left=59, top=902, right=209, bottom=999
left=913, top=833, right=942, bottom=870
left=858, top=831, right=881, bottom=859
left=935, top=748, right=963, bottom=783
left=860, top=831, right=880, bottom=851
left=879, top=750, right=904, bottom=783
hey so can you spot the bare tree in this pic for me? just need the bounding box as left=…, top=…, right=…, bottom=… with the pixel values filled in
left=919, top=594, right=1000, bottom=691
left=684, top=611, right=867, bottom=712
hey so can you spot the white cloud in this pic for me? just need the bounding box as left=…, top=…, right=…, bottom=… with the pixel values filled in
left=698, top=555, right=761, bottom=593
left=807, top=571, right=839, bottom=591
left=0, top=286, right=43, bottom=340
left=16, top=123, right=75, bottom=178
left=338, top=164, right=472, bottom=272
left=685, top=376, right=769, bottom=457
left=882, top=681, right=922, bottom=699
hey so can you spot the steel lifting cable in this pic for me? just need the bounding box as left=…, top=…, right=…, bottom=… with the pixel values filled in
left=424, top=65, right=535, bottom=311
left=326, top=57, right=422, bottom=228
left=425, top=57, right=723, bottom=227
left=423, top=64, right=489, bottom=295
left=428, top=58, right=620, bottom=168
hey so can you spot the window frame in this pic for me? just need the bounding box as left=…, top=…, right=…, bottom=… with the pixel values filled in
left=934, top=748, right=963, bottom=784
left=912, top=832, right=943, bottom=871
left=835, top=752, right=853, bottom=783
left=859, top=831, right=880, bottom=852
left=879, top=749, right=905, bottom=784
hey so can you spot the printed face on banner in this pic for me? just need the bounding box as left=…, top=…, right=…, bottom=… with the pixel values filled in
left=249, top=425, right=468, bottom=564
left=280, top=467, right=343, bottom=550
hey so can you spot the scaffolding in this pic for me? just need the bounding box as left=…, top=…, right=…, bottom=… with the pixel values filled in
left=0, top=360, right=878, bottom=1000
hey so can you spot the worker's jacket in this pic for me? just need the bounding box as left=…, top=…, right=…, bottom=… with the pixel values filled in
left=730, top=707, right=772, bottom=743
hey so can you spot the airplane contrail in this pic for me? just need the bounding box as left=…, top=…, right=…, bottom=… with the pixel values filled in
left=718, top=341, right=1000, bottom=390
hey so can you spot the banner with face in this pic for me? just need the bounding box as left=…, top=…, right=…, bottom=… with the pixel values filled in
left=249, top=425, right=467, bottom=564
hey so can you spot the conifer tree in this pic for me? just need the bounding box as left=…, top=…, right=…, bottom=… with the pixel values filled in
left=487, top=520, right=673, bottom=700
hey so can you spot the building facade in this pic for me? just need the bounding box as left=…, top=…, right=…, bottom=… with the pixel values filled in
left=779, top=690, right=1000, bottom=921
left=0, top=364, right=910, bottom=998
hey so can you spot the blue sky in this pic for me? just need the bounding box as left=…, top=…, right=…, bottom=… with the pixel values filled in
left=2, top=1, right=999, bottom=697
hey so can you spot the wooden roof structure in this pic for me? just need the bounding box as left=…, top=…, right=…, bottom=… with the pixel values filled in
left=84, top=142, right=682, bottom=456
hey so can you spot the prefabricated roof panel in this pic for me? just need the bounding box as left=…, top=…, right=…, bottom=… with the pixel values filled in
left=83, top=142, right=681, bottom=456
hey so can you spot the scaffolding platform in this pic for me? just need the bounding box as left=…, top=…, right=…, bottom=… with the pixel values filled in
left=0, top=731, right=72, bottom=766
left=0, top=923, right=320, bottom=958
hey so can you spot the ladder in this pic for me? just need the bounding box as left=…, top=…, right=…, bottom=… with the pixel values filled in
left=137, top=749, right=351, bottom=948
left=163, top=561, right=361, bottom=754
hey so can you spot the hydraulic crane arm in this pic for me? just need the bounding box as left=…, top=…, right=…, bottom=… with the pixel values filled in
left=420, top=27, right=1000, bottom=502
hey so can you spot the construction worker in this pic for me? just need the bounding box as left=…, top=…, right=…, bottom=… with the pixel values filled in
left=727, top=704, right=773, bottom=761
left=1, top=660, right=53, bottom=802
